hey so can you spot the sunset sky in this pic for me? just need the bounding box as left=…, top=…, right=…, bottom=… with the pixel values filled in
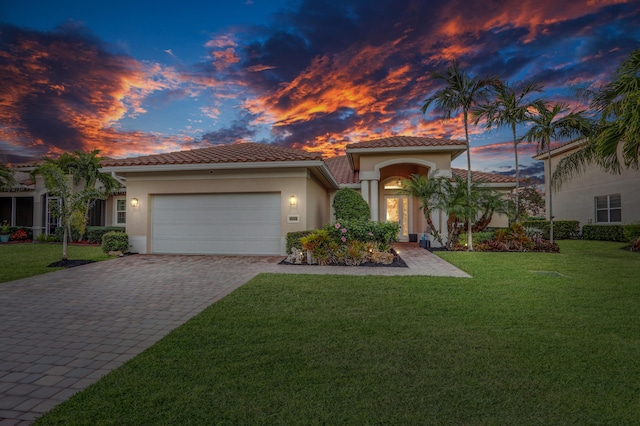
left=1, top=0, right=639, bottom=178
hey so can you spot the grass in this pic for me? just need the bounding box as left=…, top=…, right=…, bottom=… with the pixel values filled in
left=37, top=241, right=640, bottom=424
left=0, top=243, right=111, bottom=283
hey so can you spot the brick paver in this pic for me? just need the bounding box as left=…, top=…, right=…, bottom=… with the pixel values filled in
left=0, top=244, right=468, bottom=424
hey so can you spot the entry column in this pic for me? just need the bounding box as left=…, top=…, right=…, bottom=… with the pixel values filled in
left=360, top=180, right=369, bottom=204
left=370, top=179, right=379, bottom=221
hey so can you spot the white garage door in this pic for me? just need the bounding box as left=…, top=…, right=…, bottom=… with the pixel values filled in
left=151, top=193, right=281, bottom=255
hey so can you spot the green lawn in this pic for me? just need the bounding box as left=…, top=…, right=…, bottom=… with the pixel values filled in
left=37, top=241, right=640, bottom=424
left=0, top=243, right=111, bottom=283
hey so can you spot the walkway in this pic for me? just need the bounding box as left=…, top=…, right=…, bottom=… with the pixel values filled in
left=0, top=245, right=469, bottom=424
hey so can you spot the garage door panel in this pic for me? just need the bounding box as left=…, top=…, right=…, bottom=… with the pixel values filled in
left=151, top=193, right=281, bottom=255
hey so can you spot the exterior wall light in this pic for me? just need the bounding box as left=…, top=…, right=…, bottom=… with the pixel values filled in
left=131, top=198, right=139, bottom=208
left=289, top=195, right=297, bottom=207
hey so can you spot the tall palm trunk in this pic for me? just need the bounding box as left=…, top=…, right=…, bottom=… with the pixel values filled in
left=547, top=144, right=554, bottom=244
left=512, top=123, right=520, bottom=221
left=463, top=109, right=473, bottom=251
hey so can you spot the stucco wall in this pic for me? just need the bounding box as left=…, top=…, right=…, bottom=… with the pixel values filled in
left=543, top=149, right=640, bottom=225
left=122, top=168, right=317, bottom=253
left=306, top=172, right=330, bottom=230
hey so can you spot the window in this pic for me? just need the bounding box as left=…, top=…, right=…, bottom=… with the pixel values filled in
left=115, top=198, right=126, bottom=225
left=595, top=194, right=621, bottom=223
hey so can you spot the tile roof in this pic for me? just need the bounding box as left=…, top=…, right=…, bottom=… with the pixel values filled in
left=324, top=156, right=359, bottom=184
left=100, top=143, right=322, bottom=167
left=325, top=155, right=516, bottom=185
left=346, top=136, right=466, bottom=150
left=451, top=168, right=517, bottom=184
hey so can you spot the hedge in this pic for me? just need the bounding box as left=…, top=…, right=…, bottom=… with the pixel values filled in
left=582, top=224, right=626, bottom=242
left=520, top=220, right=580, bottom=240
left=87, top=226, right=126, bottom=243
left=102, top=231, right=130, bottom=253
left=286, top=230, right=317, bottom=254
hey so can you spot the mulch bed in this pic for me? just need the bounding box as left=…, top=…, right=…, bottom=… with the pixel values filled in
left=48, top=259, right=97, bottom=268
left=280, top=249, right=407, bottom=268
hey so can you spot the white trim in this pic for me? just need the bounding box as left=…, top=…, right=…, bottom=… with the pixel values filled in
left=338, top=183, right=361, bottom=189
left=114, top=196, right=127, bottom=226
left=370, top=179, right=379, bottom=221
left=359, top=171, right=380, bottom=181
left=361, top=180, right=369, bottom=204
left=346, top=145, right=466, bottom=154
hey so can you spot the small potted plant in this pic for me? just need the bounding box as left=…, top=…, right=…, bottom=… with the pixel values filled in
left=0, top=221, right=10, bottom=243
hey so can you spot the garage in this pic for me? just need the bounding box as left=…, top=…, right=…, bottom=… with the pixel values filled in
left=151, top=193, right=281, bottom=255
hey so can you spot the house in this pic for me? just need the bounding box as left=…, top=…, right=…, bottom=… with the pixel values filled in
left=0, top=165, right=125, bottom=238
left=2, top=136, right=516, bottom=254
left=98, top=137, right=514, bottom=255
left=533, top=140, right=640, bottom=226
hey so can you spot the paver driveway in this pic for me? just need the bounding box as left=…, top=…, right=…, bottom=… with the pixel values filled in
left=0, top=254, right=284, bottom=425
left=0, top=246, right=469, bottom=424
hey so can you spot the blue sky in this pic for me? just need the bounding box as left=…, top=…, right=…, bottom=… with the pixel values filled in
left=1, top=0, right=639, bottom=179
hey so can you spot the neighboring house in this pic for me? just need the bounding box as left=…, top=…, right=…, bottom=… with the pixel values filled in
left=0, top=165, right=125, bottom=238
left=99, top=137, right=515, bottom=255
left=533, top=140, right=640, bottom=226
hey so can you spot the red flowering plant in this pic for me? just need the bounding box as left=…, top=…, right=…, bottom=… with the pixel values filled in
left=11, top=228, right=29, bottom=241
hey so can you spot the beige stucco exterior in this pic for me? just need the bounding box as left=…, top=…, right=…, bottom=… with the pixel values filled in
left=538, top=143, right=640, bottom=225
left=118, top=167, right=328, bottom=254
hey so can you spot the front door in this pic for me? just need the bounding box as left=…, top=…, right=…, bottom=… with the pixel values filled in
left=385, top=195, right=409, bottom=241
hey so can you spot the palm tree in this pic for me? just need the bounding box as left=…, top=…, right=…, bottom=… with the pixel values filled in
left=67, top=150, right=120, bottom=240
left=474, top=80, right=545, bottom=221
left=421, top=60, right=496, bottom=250
left=554, top=49, right=640, bottom=185
left=521, top=102, right=592, bottom=243
left=400, top=172, right=445, bottom=246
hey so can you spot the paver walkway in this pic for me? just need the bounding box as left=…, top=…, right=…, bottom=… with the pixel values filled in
left=0, top=245, right=469, bottom=424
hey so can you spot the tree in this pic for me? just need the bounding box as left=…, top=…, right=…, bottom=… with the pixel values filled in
left=37, top=150, right=119, bottom=241
left=516, top=180, right=545, bottom=218
left=421, top=60, right=496, bottom=250
left=474, top=80, right=545, bottom=220
left=554, top=49, right=640, bottom=185
left=37, top=162, right=104, bottom=260
left=0, top=163, right=14, bottom=189
left=400, top=172, right=445, bottom=246
left=521, top=103, right=592, bottom=243
left=402, top=172, right=509, bottom=249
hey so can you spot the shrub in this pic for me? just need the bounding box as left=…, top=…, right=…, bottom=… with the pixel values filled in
left=325, top=220, right=399, bottom=251
left=87, top=226, right=126, bottom=243
left=54, top=226, right=81, bottom=242
left=286, top=230, right=317, bottom=254
left=623, top=223, right=640, bottom=242
left=582, top=224, right=626, bottom=242
left=520, top=220, right=580, bottom=240
left=333, top=188, right=370, bottom=221
left=102, top=231, right=129, bottom=253
left=10, top=228, right=28, bottom=241
left=475, top=222, right=559, bottom=252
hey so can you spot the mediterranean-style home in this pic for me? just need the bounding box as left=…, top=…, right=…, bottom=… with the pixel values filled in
left=533, top=140, right=640, bottom=226
left=1, top=137, right=516, bottom=254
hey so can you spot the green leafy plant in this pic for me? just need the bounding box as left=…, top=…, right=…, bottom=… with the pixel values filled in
left=520, top=220, right=580, bottom=240
left=102, top=231, right=129, bottom=253
left=286, top=230, right=317, bottom=253
left=0, top=221, right=10, bottom=235
left=582, top=224, right=626, bottom=242
left=623, top=223, right=640, bottom=242
left=333, top=188, right=370, bottom=221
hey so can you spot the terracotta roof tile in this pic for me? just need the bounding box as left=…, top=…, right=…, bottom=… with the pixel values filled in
left=346, top=136, right=466, bottom=150
left=326, top=156, right=515, bottom=186
left=100, top=142, right=322, bottom=167
left=324, top=156, right=359, bottom=184
left=451, top=168, right=517, bottom=184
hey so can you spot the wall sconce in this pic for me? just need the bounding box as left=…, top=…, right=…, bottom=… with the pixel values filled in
left=289, top=195, right=297, bottom=207
left=131, top=198, right=139, bottom=208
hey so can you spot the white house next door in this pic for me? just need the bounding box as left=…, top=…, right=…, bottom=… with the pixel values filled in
left=385, top=195, right=409, bottom=241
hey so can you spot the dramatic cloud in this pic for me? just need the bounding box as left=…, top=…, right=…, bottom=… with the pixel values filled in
left=1, top=0, right=639, bottom=167
left=0, top=23, right=216, bottom=161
